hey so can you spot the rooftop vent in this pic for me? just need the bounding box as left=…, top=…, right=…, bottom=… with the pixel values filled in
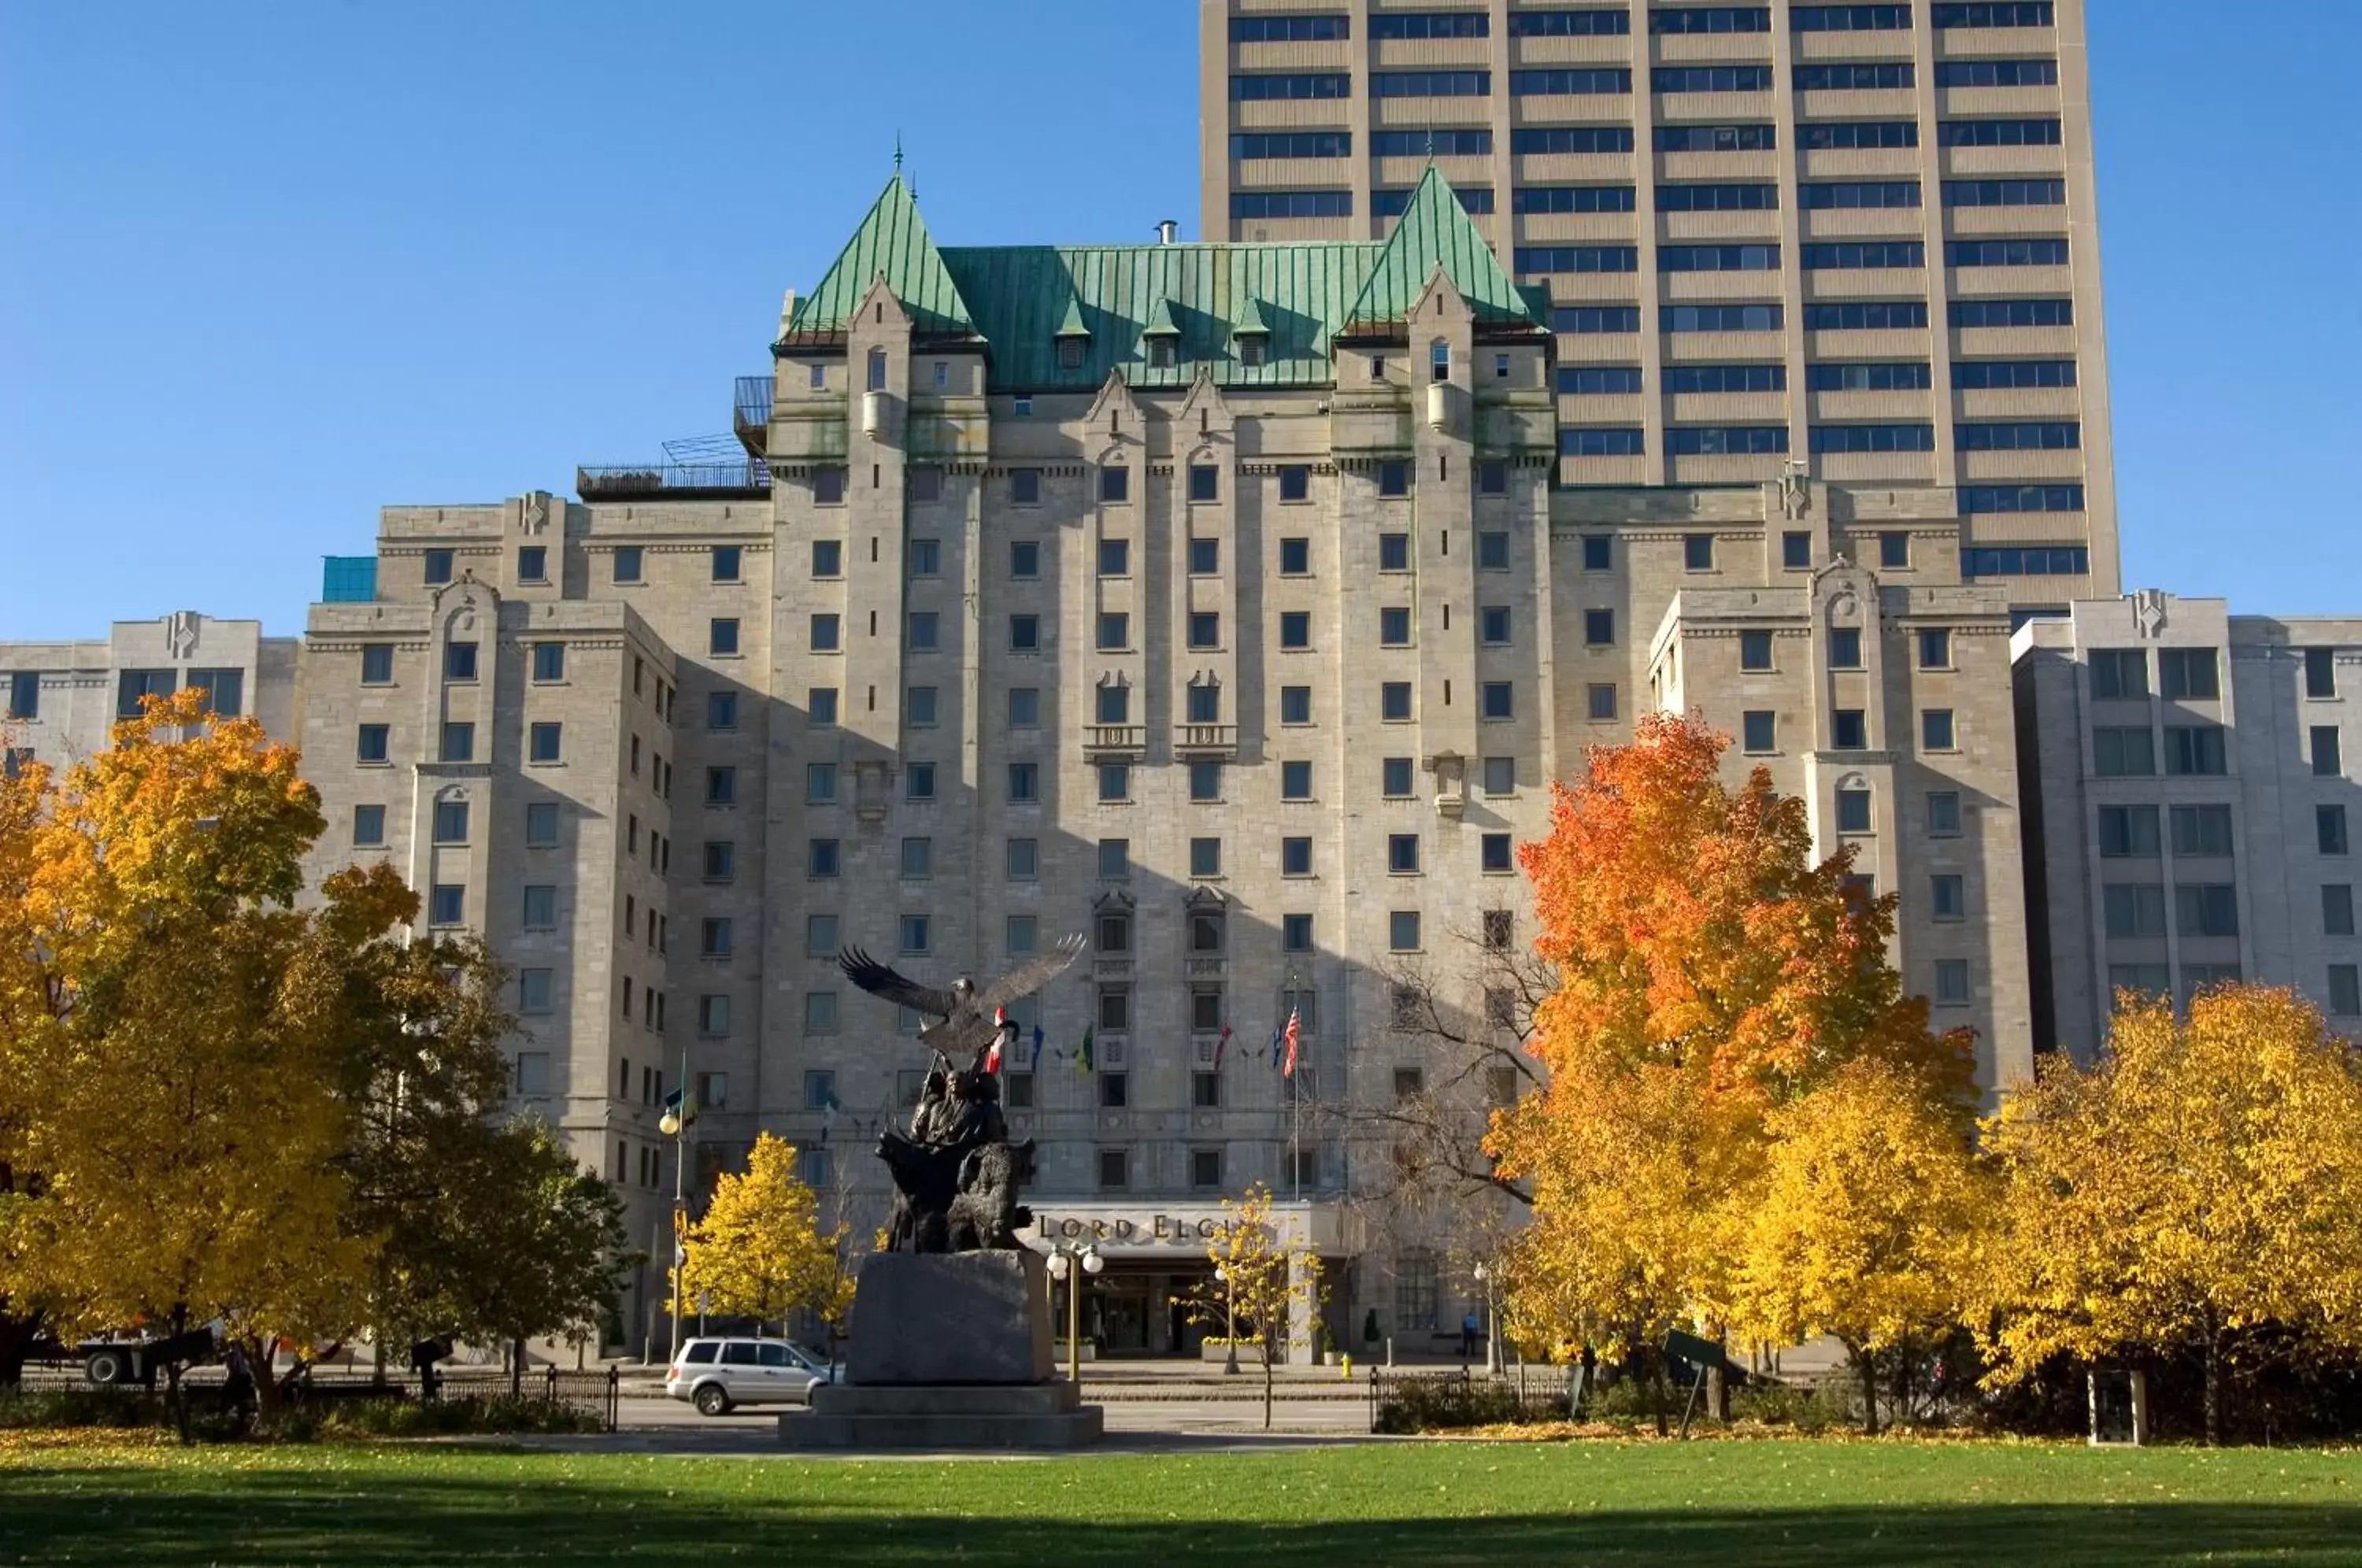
left=1156, top=219, right=1178, bottom=245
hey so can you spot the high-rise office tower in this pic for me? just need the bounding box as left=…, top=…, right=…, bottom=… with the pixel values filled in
left=1200, top=0, right=2116, bottom=613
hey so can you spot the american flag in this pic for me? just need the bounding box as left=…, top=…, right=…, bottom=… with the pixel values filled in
left=1281, top=1007, right=1301, bottom=1079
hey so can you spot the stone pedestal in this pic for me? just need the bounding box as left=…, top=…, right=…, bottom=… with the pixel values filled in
left=779, top=1250, right=1103, bottom=1450
left=781, top=1378, right=1105, bottom=1450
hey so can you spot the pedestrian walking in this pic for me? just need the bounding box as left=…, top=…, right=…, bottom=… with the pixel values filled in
left=1460, top=1311, right=1480, bottom=1359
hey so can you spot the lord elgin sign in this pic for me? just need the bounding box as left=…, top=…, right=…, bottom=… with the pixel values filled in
left=1022, top=1202, right=1346, bottom=1253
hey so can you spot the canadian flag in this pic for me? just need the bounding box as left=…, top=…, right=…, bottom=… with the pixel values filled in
left=985, top=1006, right=1009, bottom=1074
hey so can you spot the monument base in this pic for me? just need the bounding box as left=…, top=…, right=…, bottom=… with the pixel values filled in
left=779, top=1249, right=1103, bottom=1450
left=779, top=1379, right=1105, bottom=1450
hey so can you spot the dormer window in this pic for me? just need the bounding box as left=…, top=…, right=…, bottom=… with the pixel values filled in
left=1058, top=337, right=1086, bottom=370
left=1240, top=336, right=1265, bottom=368
left=1430, top=338, right=1451, bottom=383
left=867, top=348, right=887, bottom=391
left=1149, top=337, right=1176, bottom=369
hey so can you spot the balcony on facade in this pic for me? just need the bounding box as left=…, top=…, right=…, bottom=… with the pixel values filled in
left=575, top=461, right=772, bottom=501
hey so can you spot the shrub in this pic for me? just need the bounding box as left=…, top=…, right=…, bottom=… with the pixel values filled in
left=1375, top=1376, right=1568, bottom=1434
left=1731, top=1381, right=1836, bottom=1433
left=0, top=1388, right=163, bottom=1430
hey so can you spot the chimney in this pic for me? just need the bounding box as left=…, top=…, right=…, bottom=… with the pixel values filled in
left=778, top=289, right=798, bottom=337
left=1156, top=219, right=1178, bottom=246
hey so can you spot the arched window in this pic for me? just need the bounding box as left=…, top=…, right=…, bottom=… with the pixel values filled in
left=867, top=348, right=887, bottom=390
left=1430, top=338, right=1451, bottom=383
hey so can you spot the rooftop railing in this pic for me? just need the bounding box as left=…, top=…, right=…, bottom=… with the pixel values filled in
left=576, top=461, right=771, bottom=500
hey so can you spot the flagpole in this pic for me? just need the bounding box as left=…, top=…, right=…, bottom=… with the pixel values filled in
left=1287, top=969, right=1301, bottom=1204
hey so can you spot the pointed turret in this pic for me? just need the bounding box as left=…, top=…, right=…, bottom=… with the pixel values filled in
left=1343, top=165, right=1540, bottom=330
left=779, top=173, right=976, bottom=343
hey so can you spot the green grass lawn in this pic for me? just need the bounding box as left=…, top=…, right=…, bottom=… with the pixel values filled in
left=3, top=1437, right=2359, bottom=1566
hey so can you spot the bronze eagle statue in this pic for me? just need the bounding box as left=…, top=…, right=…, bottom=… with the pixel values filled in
left=836, top=934, right=1088, bottom=1066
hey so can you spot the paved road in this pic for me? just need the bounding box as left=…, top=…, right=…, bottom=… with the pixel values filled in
left=616, top=1387, right=1379, bottom=1451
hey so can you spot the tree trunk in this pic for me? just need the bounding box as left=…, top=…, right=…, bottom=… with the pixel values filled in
left=1891, top=1337, right=1913, bottom=1427
left=1262, top=1334, right=1275, bottom=1432
left=512, top=1336, right=527, bottom=1399
left=2204, top=1333, right=2223, bottom=1448
left=1857, top=1344, right=1879, bottom=1437
left=1648, top=1352, right=1668, bottom=1439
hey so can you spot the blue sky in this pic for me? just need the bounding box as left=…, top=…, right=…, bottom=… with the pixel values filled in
left=2, top=2, right=2356, bottom=638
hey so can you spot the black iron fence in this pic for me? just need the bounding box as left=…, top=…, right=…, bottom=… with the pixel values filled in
left=285, top=1366, right=620, bottom=1430
left=1368, top=1366, right=1575, bottom=1434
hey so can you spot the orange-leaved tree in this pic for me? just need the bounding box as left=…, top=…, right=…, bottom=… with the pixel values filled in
left=1979, top=986, right=2362, bottom=1445
left=1490, top=713, right=1975, bottom=1414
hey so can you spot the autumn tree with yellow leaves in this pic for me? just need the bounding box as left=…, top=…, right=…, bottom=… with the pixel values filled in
left=0, top=692, right=628, bottom=1403
left=1731, top=1058, right=1990, bottom=1433
left=1979, top=986, right=2362, bottom=1445
left=1489, top=714, right=1976, bottom=1428
left=676, top=1133, right=852, bottom=1338
left=1187, top=1181, right=1325, bottom=1431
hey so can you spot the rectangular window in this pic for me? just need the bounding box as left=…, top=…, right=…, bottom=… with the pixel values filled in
left=812, top=539, right=842, bottom=577
left=905, top=762, right=936, bottom=801
left=1588, top=684, right=1617, bottom=721
left=1919, top=629, right=1951, bottom=670
left=1189, top=759, right=1221, bottom=800
left=1836, top=787, right=1871, bottom=833
left=1737, top=630, right=1775, bottom=671
left=1382, top=683, right=1413, bottom=721
left=2175, top=883, right=2241, bottom=937
left=355, top=723, right=391, bottom=764
left=1828, top=627, right=1863, bottom=669
left=2171, top=805, right=2234, bottom=858
left=1187, top=538, right=1220, bottom=576
left=2314, top=726, right=2343, bottom=777
left=804, top=993, right=837, bottom=1033
left=2166, top=726, right=2229, bottom=776
left=1584, top=608, right=1614, bottom=646
left=809, top=613, right=840, bottom=652
left=1190, top=838, right=1222, bottom=878
left=908, top=612, right=939, bottom=653
left=2094, top=727, right=2157, bottom=777
left=1190, top=612, right=1222, bottom=650
left=442, top=642, right=479, bottom=682
left=1383, top=757, right=1415, bottom=798
left=901, top=915, right=931, bottom=952
left=907, top=686, right=939, bottom=727
left=1389, top=911, right=1423, bottom=952
left=2105, top=883, right=2168, bottom=939
left=428, top=885, right=464, bottom=926
left=901, top=837, right=932, bottom=878
left=1099, top=467, right=1129, bottom=504
left=432, top=799, right=469, bottom=844
left=1934, top=959, right=1971, bottom=1006
left=1098, top=613, right=1129, bottom=652
left=1482, top=682, right=1514, bottom=720
left=2321, top=805, right=2350, bottom=856
left=805, top=914, right=838, bottom=956
left=1379, top=608, right=1412, bottom=647
left=1684, top=534, right=1714, bottom=571
left=1931, top=874, right=1967, bottom=922
left=612, top=546, right=642, bottom=583
left=1482, top=833, right=1512, bottom=873
left=1922, top=710, right=1956, bottom=752
left=439, top=722, right=474, bottom=764
left=1833, top=711, right=1867, bottom=750
left=2333, top=966, right=2362, bottom=1018
left=354, top=804, right=387, bottom=847
left=520, top=885, right=557, bottom=930
left=2090, top=649, right=2149, bottom=700
left=705, top=766, right=735, bottom=805
left=1282, top=836, right=1312, bottom=877
left=1098, top=838, right=1129, bottom=879
left=1096, top=1149, right=1128, bottom=1191
left=1743, top=711, right=1776, bottom=753
left=1008, top=615, right=1040, bottom=653
left=2158, top=649, right=2219, bottom=701
left=528, top=722, right=561, bottom=764
left=2275, top=649, right=2331, bottom=708
left=809, top=838, right=841, bottom=878
left=523, top=801, right=559, bottom=847
left=813, top=468, right=846, bottom=505
left=422, top=549, right=454, bottom=586
left=1783, top=532, right=1811, bottom=570
left=1098, top=538, right=1130, bottom=577
left=2098, top=805, right=2161, bottom=858
left=2326, top=885, right=2356, bottom=937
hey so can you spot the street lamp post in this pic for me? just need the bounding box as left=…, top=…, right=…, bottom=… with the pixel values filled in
left=1216, top=1263, right=1240, bottom=1375
left=1044, top=1242, right=1103, bottom=1386
left=1474, top=1261, right=1502, bottom=1377
left=658, top=1052, right=690, bottom=1366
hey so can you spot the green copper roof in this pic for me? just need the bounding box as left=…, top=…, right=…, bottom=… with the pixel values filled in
left=783, top=174, right=974, bottom=338
left=1345, top=165, right=1537, bottom=328
left=781, top=168, right=1542, bottom=390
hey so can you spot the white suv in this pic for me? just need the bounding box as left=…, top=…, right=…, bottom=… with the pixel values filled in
left=665, top=1337, right=838, bottom=1415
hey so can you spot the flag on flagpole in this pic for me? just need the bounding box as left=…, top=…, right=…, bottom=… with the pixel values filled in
left=1215, top=1021, right=1232, bottom=1071
left=1077, top=1025, right=1094, bottom=1075
left=1030, top=1023, right=1045, bottom=1074
left=984, top=1006, right=1009, bottom=1074
left=1282, top=1007, right=1301, bottom=1079
left=1268, top=1019, right=1285, bottom=1071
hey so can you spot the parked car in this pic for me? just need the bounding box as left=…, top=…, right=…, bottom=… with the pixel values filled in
left=665, top=1337, right=839, bottom=1415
